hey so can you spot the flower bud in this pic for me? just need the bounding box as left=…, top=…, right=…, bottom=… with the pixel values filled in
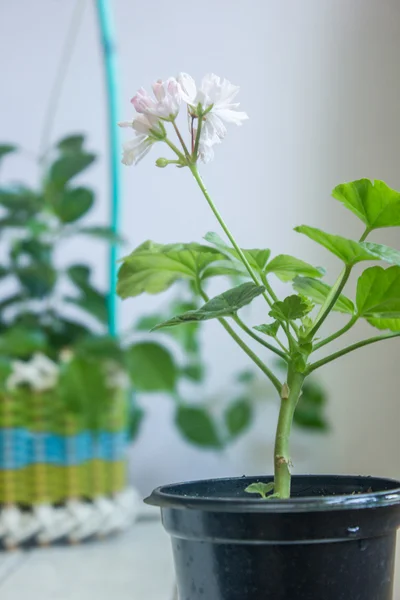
left=156, top=157, right=169, bottom=168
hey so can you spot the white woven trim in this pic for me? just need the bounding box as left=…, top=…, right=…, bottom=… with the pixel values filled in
left=0, top=487, right=141, bottom=548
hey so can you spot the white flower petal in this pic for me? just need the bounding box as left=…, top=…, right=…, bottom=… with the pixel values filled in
left=132, top=114, right=155, bottom=134
left=177, top=72, right=197, bottom=105
left=217, top=79, right=240, bottom=104
left=152, top=80, right=166, bottom=102
left=199, top=142, right=214, bottom=163
left=204, top=113, right=227, bottom=142
left=213, top=107, right=249, bottom=125
left=122, top=136, right=152, bottom=166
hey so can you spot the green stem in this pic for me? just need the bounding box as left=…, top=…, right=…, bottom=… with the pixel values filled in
left=308, top=266, right=352, bottom=340
left=193, top=115, right=203, bottom=159
left=199, top=290, right=282, bottom=393
left=189, top=164, right=271, bottom=307
left=274, top=369, right=305, bottom=498
left=307, top=332, right=400, bottom=373
left=314, top=315, right=358, bottom=351
left=233, top=315, right=288, bottom=361
left=307, top=228, right=370, bottom=341
left=164, top=138, right=187, bottom=163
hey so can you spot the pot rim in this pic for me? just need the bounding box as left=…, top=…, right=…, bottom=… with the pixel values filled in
left=145, top=474, right=400, bottom=513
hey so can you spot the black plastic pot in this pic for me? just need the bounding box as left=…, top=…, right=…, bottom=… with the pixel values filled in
left=146, top=475, right=400, bottom=600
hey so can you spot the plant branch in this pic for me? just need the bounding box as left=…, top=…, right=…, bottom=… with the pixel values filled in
left=172, top=121, right=191, bottom=159
left=307, top=227, right=370, bottom=340
left=307, top=266, right=352, bottom=340
left=314, top=315, right=359, bottom=351
left=164, top=138, right=187, bottom=163
left=189, top=164, right=272, bottom=309
left=199, top=289, right=282, bottom=393
left=193, top=115, right=203, bottom=159
left=307, top=331, right=400, bottom=373
left=232, top=315, right=288, bottom=361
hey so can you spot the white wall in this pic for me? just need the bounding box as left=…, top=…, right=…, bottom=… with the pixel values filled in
left=1, top=0, right=399, bottom=499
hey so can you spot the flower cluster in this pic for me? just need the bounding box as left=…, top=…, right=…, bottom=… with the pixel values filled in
left=119, top=73, right=248, bottom=166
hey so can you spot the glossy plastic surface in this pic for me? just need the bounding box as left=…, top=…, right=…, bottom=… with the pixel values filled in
left=147, top=475, right=400, bottom=600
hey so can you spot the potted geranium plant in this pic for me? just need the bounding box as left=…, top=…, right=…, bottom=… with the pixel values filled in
left=118, top=74, right=400, bottom=600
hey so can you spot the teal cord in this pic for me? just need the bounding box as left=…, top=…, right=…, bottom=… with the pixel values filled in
left=95, top=0, right=121, bottom=337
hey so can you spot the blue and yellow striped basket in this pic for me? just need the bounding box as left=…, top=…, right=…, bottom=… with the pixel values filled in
left=0, top=388, right=128, bottom=506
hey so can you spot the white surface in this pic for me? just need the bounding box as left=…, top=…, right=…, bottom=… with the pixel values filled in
left=0, top=523, right=398, bottom=599
left=0, top=0, right=399, bottom=495
left=0, top=520, right=175, bottom=600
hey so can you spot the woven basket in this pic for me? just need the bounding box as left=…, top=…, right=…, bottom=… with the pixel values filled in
left=0, top=388, right=128, bottom=506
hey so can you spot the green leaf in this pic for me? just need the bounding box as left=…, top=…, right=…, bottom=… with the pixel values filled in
left=0, top=328, right=47, bottom=358
left=135, top=302, right=201, bottom=354
left=0, top=145, right=16, bottom=161
left=39, top=316, right=90, bottom=353
left=269, top=295, right=314, bottom=322
left=59, top=355, right=110, bottom=429
left=292, top=276, right=355, bottom=314
left=225, top=398, right=253, bottom=439
left=359, top=242, right=400, bottom=266
left=152, top=282, right=265, bottom=330
left=201, top=259, right=245, bottom=279
left=17, top=263, right=57, bottom=297
left=48, top=153, right=96, bottom=190
left=0, top=293, right=26, bottom=313
left=244, top=482, right=274, bottom=499
left=295, top=225, right=378, bottom=265
left=66, top=265, right=108, bottom=323
left=175, top=405, right=221, bottom=448
left=126, top=342, right=177, bottom=392
left=204, top=231, right=271, bottom=272
left=332, top=179, right=400, bottom=230
left=127, top=405, right=145, bottom=440
left=74, top=335, right=125, bottom=365
left=181, top=362, right=205, bottom=382
left=67, top=264, right=91, bottom=288
left=356, top=266, right=400, bottom=325
left=66, top=291, right=108, bottom=325
left=52, top=187, right=94, bottom=223
left=366, top=317, right=400, bottom=332
left=77, top=226, right=124, bottom=244
left=265, top=254, right=324, bottom=282
left=0, top=266, right=9, bottom=280
left=0, top=358, right=12, bottom=391
left=117, top=241, right=224, bottom=299
left=57, top=134, right=85, bottom=154
left=294, top=380, right=329, bottom=431
left=236, top=370, right=256, bottom=383
left=0, top=186, right=40, bottom=215
left=11, top=238, right=51, bottom=266
left=254, top=321, right=280, bottom=337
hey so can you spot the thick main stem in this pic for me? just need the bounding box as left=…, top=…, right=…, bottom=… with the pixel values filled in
left=273, top=370, right=305, bottom=498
